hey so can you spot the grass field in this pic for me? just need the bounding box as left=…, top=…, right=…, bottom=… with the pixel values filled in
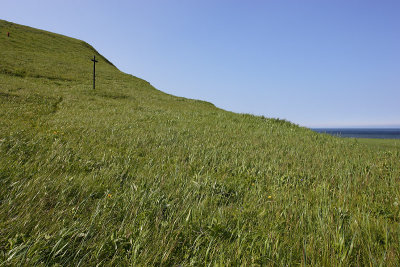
left=355, top=138, right=400, bottom=151
left=1, top=20, right=400, bottom=266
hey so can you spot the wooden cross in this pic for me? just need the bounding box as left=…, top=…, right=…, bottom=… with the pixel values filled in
left=91, top=55, right=98, bottom=89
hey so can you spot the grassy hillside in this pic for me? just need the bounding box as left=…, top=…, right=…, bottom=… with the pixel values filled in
left=1, top=20, right=400, bottom=266
left=355, top=138, right=400, bottom=151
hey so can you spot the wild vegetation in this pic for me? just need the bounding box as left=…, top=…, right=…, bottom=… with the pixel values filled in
left=1, top=20, right=400, bottom=266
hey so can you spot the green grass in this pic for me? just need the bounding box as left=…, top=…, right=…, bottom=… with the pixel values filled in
left=355, top=138, right=400, bottom=151
left=1, top=19, right=400, bottom=266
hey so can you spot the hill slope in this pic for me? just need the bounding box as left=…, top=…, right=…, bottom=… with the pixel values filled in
left=1, top=20, right=400, bottom=265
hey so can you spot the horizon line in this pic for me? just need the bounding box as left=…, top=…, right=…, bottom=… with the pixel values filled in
left=305, top=124, right=400, bottom=129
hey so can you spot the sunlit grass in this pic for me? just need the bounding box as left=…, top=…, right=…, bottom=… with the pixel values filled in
left=1, top=19, right=400, bottom=265
left=355, top=138, right=400, bottom=151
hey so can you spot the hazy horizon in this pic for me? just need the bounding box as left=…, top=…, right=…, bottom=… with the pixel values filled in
left=310, top=125, right=400, bottom=129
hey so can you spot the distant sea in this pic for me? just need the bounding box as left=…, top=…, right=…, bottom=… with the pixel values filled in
left=312, top=128, right=400, bottom=139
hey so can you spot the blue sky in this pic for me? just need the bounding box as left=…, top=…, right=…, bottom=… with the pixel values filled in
left=2, top=0, right=399, bottom=127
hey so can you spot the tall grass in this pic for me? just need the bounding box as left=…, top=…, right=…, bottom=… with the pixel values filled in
left=1, top=19, right=400, bottom=266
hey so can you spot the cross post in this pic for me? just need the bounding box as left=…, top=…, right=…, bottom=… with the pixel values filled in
left=91, top=55, right=98, bottom=89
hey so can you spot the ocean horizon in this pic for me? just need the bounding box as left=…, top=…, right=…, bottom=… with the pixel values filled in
left=311, top=128, right=400, bottom=139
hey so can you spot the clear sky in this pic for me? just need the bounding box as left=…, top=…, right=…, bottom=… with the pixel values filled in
left=2, top=0, right=399, bottom=127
